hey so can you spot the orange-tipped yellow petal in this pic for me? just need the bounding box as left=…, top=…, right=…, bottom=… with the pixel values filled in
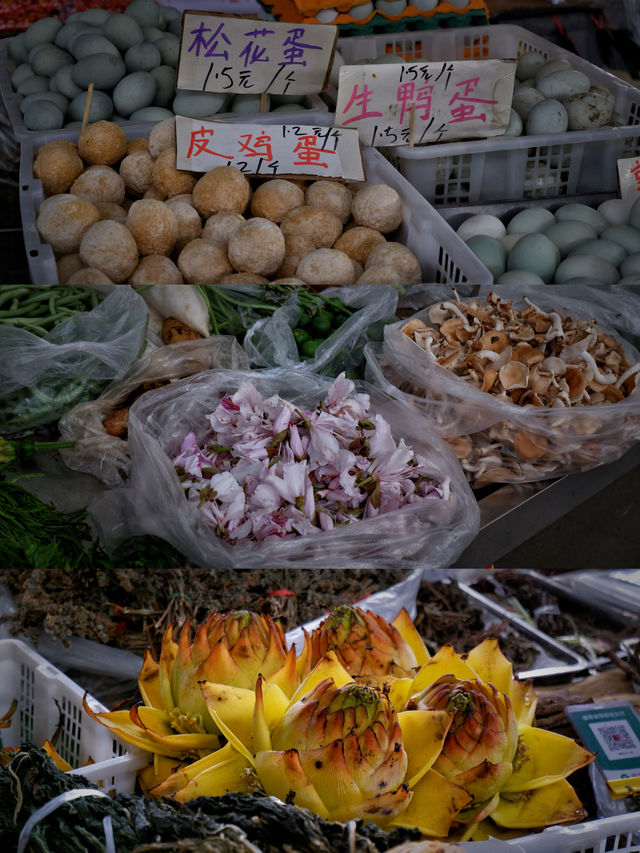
left=159, top=625, right=179, bottom=713
left=509, top=680, right=538, bottom=727
left=268, top=645, right=299, bottom=698
left=173, top=745, right=254, bottom=803
left=392, top=608, right=430, bottom=667
left=151, top=742, right=244, bottom=798
left=491, top=779, right=587, bottom=828
left=138, top=754, right=183, bottom=795
left=82, top=701, right=181, bottom=756
left=409, top=645, right=476, bottom=696
left=289, top=651, right=353, bottom=705
left=42, top=741, right=72, bottom=772
left=330, top=785, right=413, bottom=826
left=200, top=682, right=257, bottom=752
left=397, top=709, right=452, bottom=788
left=255, top=749, right=330, bottom=819
left=390, top=769, right=472, bottom=836
left=253, top=677, right=271, bottom=754
left=503, top=726, right=595, bottom=793
left=138, top=650, right=162, bottom=710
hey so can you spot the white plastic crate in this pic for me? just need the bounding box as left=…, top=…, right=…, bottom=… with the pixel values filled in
left=0, top=638, right=147, bottom=794
left=0, top=37, right=329, bottom=142
left=488, top=812, right=640, bottom=853
left=19, top=129, right=491, bottom=285
left=334, top=25, right=640, bottom=205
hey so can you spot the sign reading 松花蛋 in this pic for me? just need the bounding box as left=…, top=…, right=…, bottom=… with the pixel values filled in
left=334, top=59, right=517, bottom=147
left=177, top=13, right=337, bottom=96
left=175, top=116, right=365, bottom=181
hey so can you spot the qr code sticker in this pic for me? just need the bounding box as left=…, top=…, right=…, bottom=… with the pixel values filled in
left=591, top=720, right=640, bottom=761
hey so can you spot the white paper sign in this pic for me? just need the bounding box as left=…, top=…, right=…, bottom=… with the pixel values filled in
left=617, top=156, right=640, bottom=201
left=334, top=59, right=516, bottom=147
left=175, top=115, right=365, bottom=180
left=177, top=13, right=337, bottom=96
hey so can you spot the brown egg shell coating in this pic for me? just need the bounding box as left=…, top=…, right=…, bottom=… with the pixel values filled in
left=227, top=217, right=285, bottom=275
left=296, top=248, right=356, bottom=286
left=356, top=264, right=405, bottom=285
left=365, top=242, right=421, bottom=284
left=126, top=198, right=179, bottom=256
left=177, top=238, right=233, bottom=284
left=56, top=253, right=84, bottom=284
left=78, top=120, right=127, bottom=166
left=250, top=179, right=305, bottom=223
left=148, top=117, right=176, bottom=158
left=94, top=202, right=128, bottom=224
left=34, top=143, right=84, bottom=195
left=165, top=200, right=202, bottom=252
left=144, top=185, right=167, bottom=201
left=333, top=226, right=386, bottom=265
left=152, top=148, right=197, bottom=198
left=127, top=137, right=149, bottom=155
left=352, top=183, right=403, bottom=234
left=130, top=254, right=183, bottom=285
left=218, top=272, right=270, bottom=285
left=280, top=205, right=343, bottom=249
left=120, top=149, right=154, bottom=196
left=66, top=267, right=114, bottom=285
left=79, top=220, right=139, bottom=283
left=70, top=165, right=126, bottom=205
left=192, top=166, right=251, bottom=218
left=37, top=193, right=100, bottom=255
left=201, top=212, right=245, bottom=247
left=305, top=180, right=353, bottom=224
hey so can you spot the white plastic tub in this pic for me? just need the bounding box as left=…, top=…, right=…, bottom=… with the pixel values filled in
left=0, top=638, right=146, bottom=794
left=19, top=130, right=491, bottom=285
left=334, top=25, right=640, bottom=205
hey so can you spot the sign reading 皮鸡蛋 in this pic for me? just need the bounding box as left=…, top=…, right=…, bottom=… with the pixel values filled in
left=334, top=59, right=516, bottom=147
left=177, top=13, right=337, bottom=96
left=175, top=115, right=365, bottom=181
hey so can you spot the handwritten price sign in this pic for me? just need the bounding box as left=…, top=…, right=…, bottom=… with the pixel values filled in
left=334, top=59, right=516, bottom=147
left=617, top=156, right=640, bottom=201
left=175, top=115, right=365, bottom=180
left=177, top=13, right=337, bottom=96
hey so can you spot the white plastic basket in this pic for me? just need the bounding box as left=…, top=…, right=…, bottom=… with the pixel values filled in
left=19, top=129, right=491, bottom=285
left=0, top=37, right=329, bottom=142
left=0, top=638, right=147, bottom=794
left=491, top=812, right=640, bottom=853
left=334, top=25, right=640, bottom=205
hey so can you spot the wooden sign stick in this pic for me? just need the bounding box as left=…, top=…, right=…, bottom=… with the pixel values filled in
left=81, top=82, right=94, bottom=134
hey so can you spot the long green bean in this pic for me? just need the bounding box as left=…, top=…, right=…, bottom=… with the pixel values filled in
left=0, top=286, right=101, bottom=336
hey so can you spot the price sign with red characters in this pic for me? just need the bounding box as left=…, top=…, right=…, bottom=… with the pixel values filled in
left=617, top=156, right=640, bottom=201
left=175, top=116, right=365, bottom=181
left=334, top=59, right=516, bottom=147
left=177, top=13, right=337, bottom=96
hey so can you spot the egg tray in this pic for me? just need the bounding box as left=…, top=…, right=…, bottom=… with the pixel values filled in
left=254, top=0, right=488, bottom=37
left=18, top=123, right=492, bottom=285
left=332, top=24, right=640, bottom=205
left=0, top=36, right=330, bottom=142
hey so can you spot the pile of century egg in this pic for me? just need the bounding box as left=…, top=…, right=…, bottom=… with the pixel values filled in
left=7, top=0, right=315, bottom=131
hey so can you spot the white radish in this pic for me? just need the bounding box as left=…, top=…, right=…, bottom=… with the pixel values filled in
left=136, top=284, right=210, bottom=337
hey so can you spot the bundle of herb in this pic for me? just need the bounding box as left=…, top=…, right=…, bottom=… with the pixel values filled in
left=0, top=746, right=419, bottom=853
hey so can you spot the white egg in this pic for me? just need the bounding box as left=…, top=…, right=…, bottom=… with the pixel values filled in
left=554, top=254, right=619, bottom=284
left=497, top=269, right=545, bottom=284
left=598, top=197, right=634, bottom=226
left=507, top=207, right=555, bottom=234
left=316, top=7, right=339, bottom=21
left=374, top=0, right=407, bottom=14
left=525, top=98, right=568, bottom=134
left=511, top=86, right=544, bottom=120
left=500, top=232, right=527, bottom=252
left=457, top=214, right=506, bottom=241
left=507, top=232, right=559, bottom=282
left=534, top=59, right=573, bottom=84
left=350, top=1, right=374, bottom=18
left=411, top=0, right=438, bottom=8
left=504, top=108, right=523, bottom=136
left=536, top=69, right=590, bottom=101
left=516, top=51, right=546, bottom=82
left=566, top=88, right=615, bottom=130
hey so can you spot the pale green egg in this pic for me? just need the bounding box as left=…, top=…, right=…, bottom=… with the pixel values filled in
left=507, top=207, right=555, bottom=234
left=113, top=70, right=157, bottom=117
left=555, top=202, right=607, bottom=233
left=71, top=54, right=126, bottom=90
left=466, top=235, right=507, bottom=281
left=101, top=13, right=145, bottom=52
left=497, top=269, right=545, bottom=284
left=601, top=225, right=640, bottom=254
left=507, top=232, right=558, bottom=282
left=568, top=239, right=627, bottom=268
left=543, top=220, right=597, bottom=257
left=621, top=253, right=640, bottom=277
left=554, top=255, right=619, bottom=284
left=457, top=214, right=506, bottom=241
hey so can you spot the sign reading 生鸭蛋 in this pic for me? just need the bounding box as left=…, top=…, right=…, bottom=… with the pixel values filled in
left=175, top=115, right=365, bottom=181
left=617, top=156, right=640, bottom=200
left=177, top=13, right=337, bottom=96
left=334, top=59, right=516, bottom=147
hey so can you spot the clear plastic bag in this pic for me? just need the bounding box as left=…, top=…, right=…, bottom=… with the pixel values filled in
left=0, top=286, right=148, bottom=434
left=89, top=368, right=480, bottom=569
left=367, top=284, right=640, bottom=486
left=242, top=285, right=398, bottom=375
left=58, top=337, right=249, bottom=487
